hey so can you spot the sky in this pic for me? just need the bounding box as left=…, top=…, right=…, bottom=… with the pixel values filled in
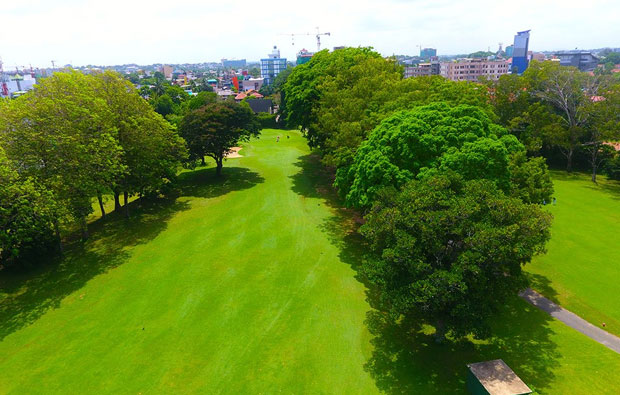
left=2, top=0, right=619, bottom=68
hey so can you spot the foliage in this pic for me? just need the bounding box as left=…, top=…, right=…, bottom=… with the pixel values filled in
left=92, top=71, right=187, bottom=209
left=520, top=61, right=601, bottom=171
left=0, top=70, right=187, bottom=257
left=508, top=151, right=554, bottom=203
left=361, top=172, right=552, bottom=340
left=604, top=153, right=620, bottom=180
left=257, top=113, right=278, bottom=129
left=0, top=147, right=58, bottom=268
left=179, top=101, right=260, bottom=174
left=0, top=70, right=124, bottom=237
left=337, top=103, right=536, bottom=209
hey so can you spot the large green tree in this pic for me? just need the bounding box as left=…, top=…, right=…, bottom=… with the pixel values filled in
left=522, top=61, right=601, bottom=172
left=93, top=71, right=187, bottom=217
left=337, top=103, right=551, bottom=209
left=0, top=71, right=124, bottom=239
left=361, top=173, right=552, bottom=341
left=179, top=102, right=260, bottom=175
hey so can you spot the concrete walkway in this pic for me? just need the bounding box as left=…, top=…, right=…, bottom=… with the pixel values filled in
left=519, top=288, right=620, bottom=354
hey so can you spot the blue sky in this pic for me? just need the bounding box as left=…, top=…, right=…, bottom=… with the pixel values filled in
left=1, top=0, right=619, bottom=68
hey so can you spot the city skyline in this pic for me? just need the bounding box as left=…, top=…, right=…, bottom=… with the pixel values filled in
left=1, top=0, right=619, bottom=68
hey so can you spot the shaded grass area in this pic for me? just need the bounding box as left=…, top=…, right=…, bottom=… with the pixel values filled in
left=0, top=167, right=263, bottom=342
left=526, top=170, right=620, bottom=336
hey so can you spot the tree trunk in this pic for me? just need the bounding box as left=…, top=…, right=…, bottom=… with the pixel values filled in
left=566, top=148, right=574, bottom=173
left=53, top=220, right=63, bottom=254
left=216, top=157, right=223, bottom=176
left=591, top=146, right=598, bottom=183
left=201, top=156, right=206, bottom=166
left=124, top=191, right=130, bottom=219
left=434, top=319, right=447, bottom=343
left=114, top=191, right=121, bottom=211
left=80, top=216, right=89, bottom=240
left=97, top=193, right=106, bottom=218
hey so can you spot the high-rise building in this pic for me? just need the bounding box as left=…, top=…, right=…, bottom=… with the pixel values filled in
left=505, top=45, right=514, bottom=58
left=420, top=48, right=437, bottom=58
left=260, top=46, right=287, bottom=85
left=511, top=30, right=530, bottom=74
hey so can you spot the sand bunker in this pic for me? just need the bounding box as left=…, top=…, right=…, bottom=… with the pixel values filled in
left=226, top=147, right=243, bottom=158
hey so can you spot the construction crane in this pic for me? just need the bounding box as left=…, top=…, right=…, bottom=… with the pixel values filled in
left=280, top=27, right=331, bottom=52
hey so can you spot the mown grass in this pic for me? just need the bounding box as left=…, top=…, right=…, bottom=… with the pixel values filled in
left=1, top=130, right=619, bottom=394
left=526, top=170, right=620, bottom=337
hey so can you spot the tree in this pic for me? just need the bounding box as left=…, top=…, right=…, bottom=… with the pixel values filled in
left=361, top=173, right=552, bottom=341
left=179, top=102, right=260, bottom=175
left=93, top=71, right=187, bottom=217
left=581, top=84, right=620, bottom=182
left=0, top=147, right=58, bottom=269
left=283, top=47, right=385, bottom=148
left=337, top=103, right=540, bottom=209
left=152, top=94, right=175, bottom=117
left=0, top=71, right=124, bottom=239
left=523, top=61, right=600, bottom=171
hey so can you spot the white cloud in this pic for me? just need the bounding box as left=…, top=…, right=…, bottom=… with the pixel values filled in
left=0, top=0, right=618, bottom=67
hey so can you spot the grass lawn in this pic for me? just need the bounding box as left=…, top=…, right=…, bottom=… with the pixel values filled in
left=1, top=130, right=619, bottom=394
left=526, top=170, right=620, bottom=337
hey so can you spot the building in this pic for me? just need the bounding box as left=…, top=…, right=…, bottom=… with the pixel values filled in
left=512, top=30, right=530, bottom=74
left=296, top=49, right=314, bottom=65
left=161, top=65, right=173, bottom=79
left=420, top=48, right=437, bottom=58
left=222, top=59, right=247, bottom=69
left=505, top=45, right=514, bottom=58
left=440, top=59, right=510, bottom=81
left=260, top=46, right=287, bottom=85
left=554, top=51, right=599, bottom=71
left=242, top=77, right=264, bottom=92
left=246, top=98, right=274, bottom=114
left=404, top=61, right=440, bottom=78
left=0, top=74, right=36, bottom=98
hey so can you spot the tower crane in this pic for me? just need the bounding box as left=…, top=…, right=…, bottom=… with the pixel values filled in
left=280, top=27, right=331, bottom=52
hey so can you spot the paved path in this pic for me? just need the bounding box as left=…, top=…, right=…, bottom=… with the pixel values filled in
left=519, top=288, right=620, bottom=354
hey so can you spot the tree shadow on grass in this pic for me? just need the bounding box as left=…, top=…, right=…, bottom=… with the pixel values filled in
left=177, top=166, right=264, bottom=199
left=364, top=296, right=560, bottom=394
left=290, top=154, right=561, bottom=394
left=0, top=165, right=264, bottom=341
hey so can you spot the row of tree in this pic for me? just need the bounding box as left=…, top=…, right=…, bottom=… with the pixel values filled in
left=1, top=70, right=263, bottom=269
left=281, top=48, right=555, bottom=341
left=0, top=71, right=187, bottom=268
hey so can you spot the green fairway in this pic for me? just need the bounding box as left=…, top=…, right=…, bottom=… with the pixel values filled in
left=526, top=171, right=620, bottom=336
left=1, top=130, right=619, bottom=394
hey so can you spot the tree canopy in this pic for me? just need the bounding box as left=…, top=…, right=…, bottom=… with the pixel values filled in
left=361, top=173, right=552, bottom=341
left=0, top=70, right=187, bottom=266
left=337, top=102, right=551, bottom=209
left=179, top=101, right=260, bottom=175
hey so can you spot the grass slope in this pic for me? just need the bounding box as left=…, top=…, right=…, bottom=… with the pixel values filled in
left=1, top=130, right=619, bottom=394
left=526, top=171, right=620, bottom=337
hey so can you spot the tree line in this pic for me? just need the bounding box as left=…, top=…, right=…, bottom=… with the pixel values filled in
left=1, top=70, right=260, bottom=270
left=279, top=47, right=618, bottom=341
